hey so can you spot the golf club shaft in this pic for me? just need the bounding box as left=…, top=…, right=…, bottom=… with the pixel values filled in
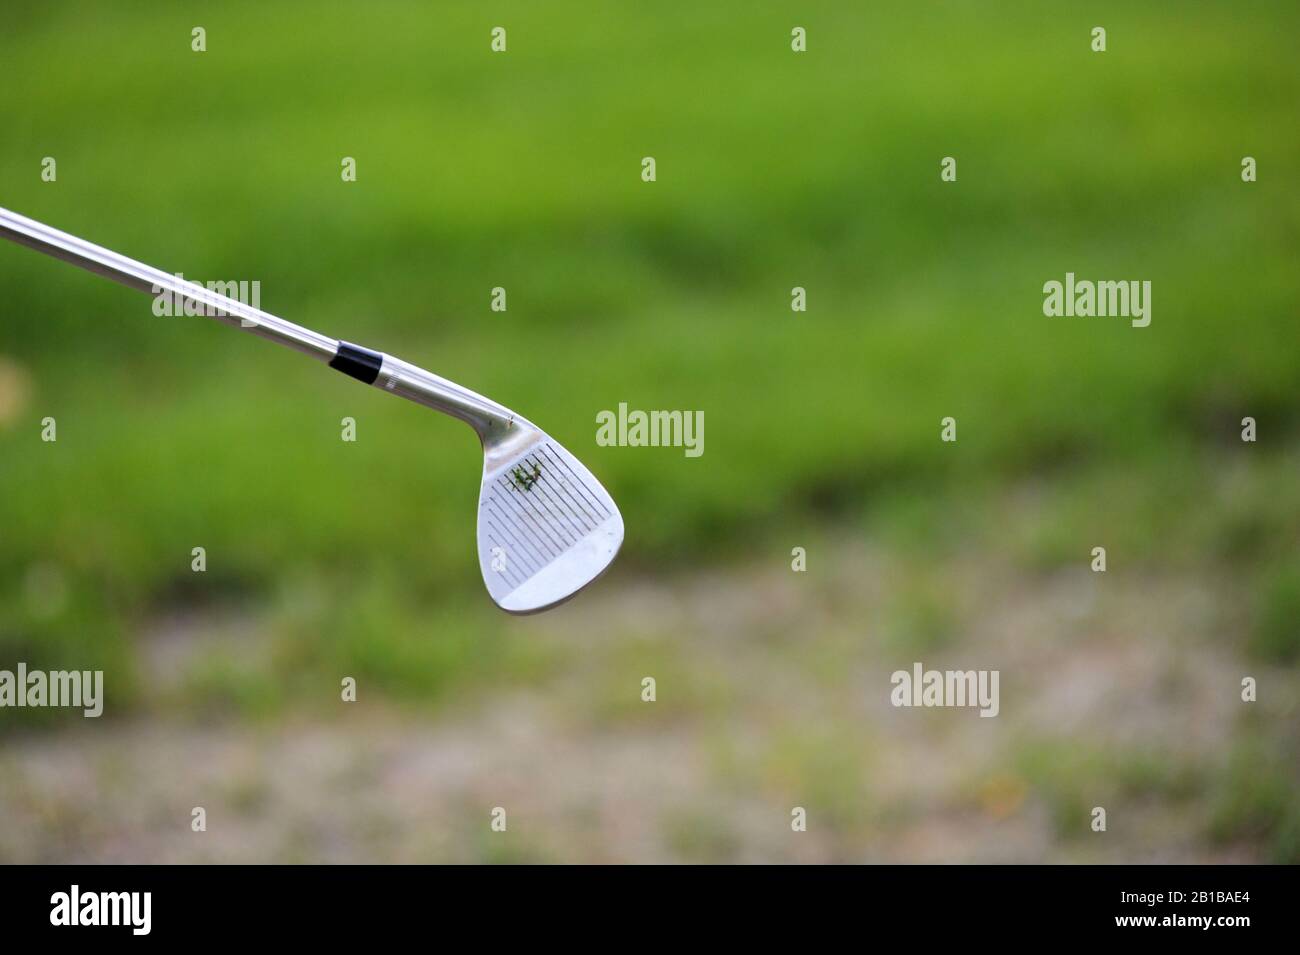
left=0, top=205, right=336, bottom=360
left=0, top=206, right=513, bottom=433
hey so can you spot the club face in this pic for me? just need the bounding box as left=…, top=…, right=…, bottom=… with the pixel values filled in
left=476, top=426, right=623, bottom=614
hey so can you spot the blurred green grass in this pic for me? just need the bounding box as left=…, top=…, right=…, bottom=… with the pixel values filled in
left=1, top=0, right=1298, bottom=726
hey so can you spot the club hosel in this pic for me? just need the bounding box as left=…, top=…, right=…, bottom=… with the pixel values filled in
left=329, top=341, right=517, bottom=438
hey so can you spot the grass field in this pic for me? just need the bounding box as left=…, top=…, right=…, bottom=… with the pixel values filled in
left=1, top=1, right=1297, bottom=862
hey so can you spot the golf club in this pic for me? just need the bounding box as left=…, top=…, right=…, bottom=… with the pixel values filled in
left=0, top=206, right=624, bottom=614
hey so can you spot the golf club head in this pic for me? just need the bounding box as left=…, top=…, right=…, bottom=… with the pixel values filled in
left=476, top=423, right=624, bottom=614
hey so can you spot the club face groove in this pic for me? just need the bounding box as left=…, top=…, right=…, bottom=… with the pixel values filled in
left=477, top=428, right=623, bottom=614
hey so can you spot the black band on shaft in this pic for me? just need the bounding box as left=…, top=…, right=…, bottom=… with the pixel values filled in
left=329, top=341, right=383, bottom=384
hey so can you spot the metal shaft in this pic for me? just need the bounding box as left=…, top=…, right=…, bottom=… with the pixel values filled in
left=0, top=206, right=516, bottom=437
left=0, top=206, right=338, bottom=361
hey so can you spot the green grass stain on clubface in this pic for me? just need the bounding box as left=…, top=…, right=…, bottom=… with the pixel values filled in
left=510, top=463, right=542, bottom=492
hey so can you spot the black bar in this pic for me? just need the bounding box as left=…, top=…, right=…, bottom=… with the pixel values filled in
left=0, top=864, right=1287, bottom=941
left=328, top=341, right=383, bottom=385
